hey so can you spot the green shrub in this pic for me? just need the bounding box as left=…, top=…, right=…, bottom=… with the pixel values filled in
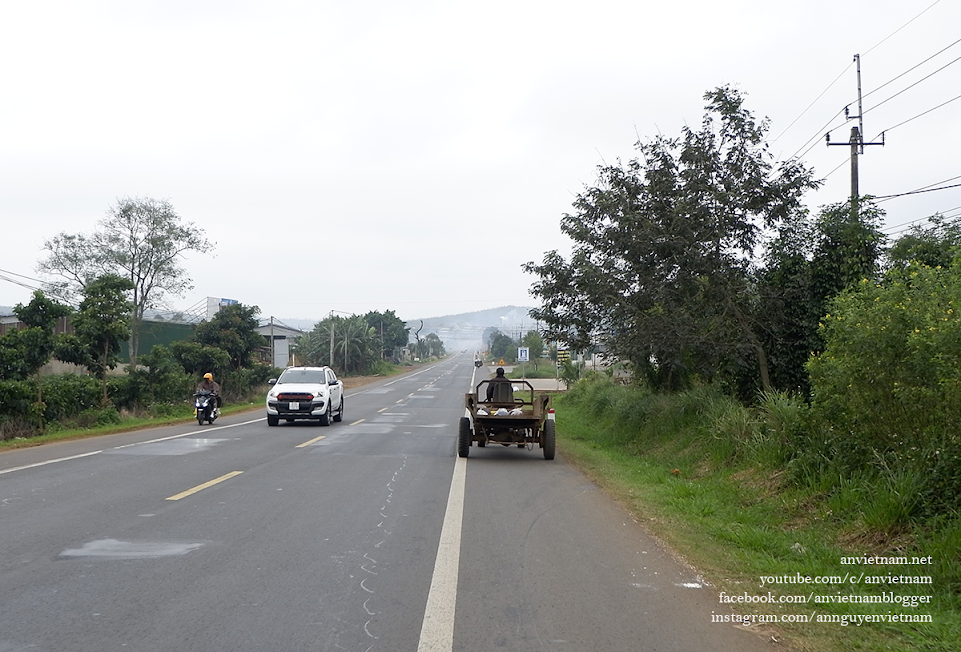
left=124, top=345, right=194, bottom=408
left=74, top=407, right=123, bottom=428
left=39, top=374, right=102, bottom=421
left=0, top=380, right=32, bottom=418
left=806, top=261, right=961, bottom=519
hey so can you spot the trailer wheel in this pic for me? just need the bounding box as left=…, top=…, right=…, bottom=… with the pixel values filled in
left=543, top=420, right=556, bottom=460
left=458, top=417, right=471, bottom=458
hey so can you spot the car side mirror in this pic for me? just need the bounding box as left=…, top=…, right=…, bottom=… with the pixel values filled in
left=268, top=379, right=277, bottom=385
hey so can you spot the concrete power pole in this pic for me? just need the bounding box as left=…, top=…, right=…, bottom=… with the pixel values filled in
left=826, top=54, right=884, bottom=219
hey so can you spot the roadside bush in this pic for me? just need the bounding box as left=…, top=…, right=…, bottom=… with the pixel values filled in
left=126, top=345, right=194, bottom=408
left=0, top=380, right=32, bottom=419
left=72, top=407, right=123, bottom=428
left=806, top=261, right=961, bottom=519
left=39, top=374, right=102, bottom=422
left=219, top=363, right=274, bottom=402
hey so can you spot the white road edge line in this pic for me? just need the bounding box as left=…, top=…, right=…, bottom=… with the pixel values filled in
left=416, top=360, right=478, bottom=651
left=417, top=455, right=466, bottom=652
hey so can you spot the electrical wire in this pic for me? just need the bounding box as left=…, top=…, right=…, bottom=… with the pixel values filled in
left=780, top=0, right=943, bottom=159
left=870, top=92, right=961, bottom=141
left=773, top=66, right=852, bottom=147
left=862, top=54, right=961, bottom=118
left=862, top=0, right=942, bottom=58
left=0, top=268, right=43, bottom=293
left=862, top=35, right=961, bottom=104
left=876, top=175, right=961, bottom=204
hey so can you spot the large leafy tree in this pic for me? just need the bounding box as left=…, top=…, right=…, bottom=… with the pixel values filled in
left=525, top=86, right=819, bottom=392
left=58, top=274, right=135, bottom=405
left=363, top=310, right=410, bottom=360
left=754, top=198, right=886, bottom=394
left=193, top=303, right=265, bottom=371
left=38, top=197, right=214, bottom=365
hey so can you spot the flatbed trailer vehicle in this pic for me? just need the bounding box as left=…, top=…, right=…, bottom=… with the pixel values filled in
left=458, top=379, right=555, bottom=459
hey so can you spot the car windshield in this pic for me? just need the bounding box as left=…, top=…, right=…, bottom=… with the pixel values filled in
left=278, top=369, right=327, bottom=384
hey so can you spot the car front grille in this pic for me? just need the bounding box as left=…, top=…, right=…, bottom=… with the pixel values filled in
left=277, top=393, right=314, bottom=401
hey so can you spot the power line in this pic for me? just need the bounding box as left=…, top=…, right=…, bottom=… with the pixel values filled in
left=780, top=1, right=943, bottom=159
left=862, top=0, right=942, bottom=58
left=0, top=268, right=43, bottom=293
left=861, top=35, right=961, bottom=104
left=773, top=66, right=852, bottom=147
left=884, top=206, right=961, bottom=236
left=876, top=174, right=961, bottom=204
left=873, top=182, right=961, bottom=201
left=871, top=91, right=961, bottom=140
left=862, top=53, right=961, bottom=118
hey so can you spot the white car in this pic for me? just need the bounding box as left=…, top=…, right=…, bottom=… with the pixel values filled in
left=266, top=366, right=344, bottom=427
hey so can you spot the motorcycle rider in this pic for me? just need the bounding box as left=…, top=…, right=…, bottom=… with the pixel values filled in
left=196, top=372, right=222, bottom=416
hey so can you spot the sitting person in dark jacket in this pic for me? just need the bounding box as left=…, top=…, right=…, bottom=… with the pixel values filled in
left=486, top=367, right=513, bottom=402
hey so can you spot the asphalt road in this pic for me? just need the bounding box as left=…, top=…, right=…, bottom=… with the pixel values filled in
left=0, top=355, right=774, bottom=651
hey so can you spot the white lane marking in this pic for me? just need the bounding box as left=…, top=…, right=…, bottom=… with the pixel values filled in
left=0, top=417, right=266, bottom=475
left=0, top=451, right=102, bottom=475
left=417, top=455, right=466, bottom=652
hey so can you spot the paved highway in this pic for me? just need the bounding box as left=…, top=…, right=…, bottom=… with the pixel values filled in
left=0, top=354, right=773, bottom=651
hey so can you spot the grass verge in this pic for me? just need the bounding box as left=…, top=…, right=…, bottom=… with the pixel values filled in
left=554, top=377, right=959, bottom=652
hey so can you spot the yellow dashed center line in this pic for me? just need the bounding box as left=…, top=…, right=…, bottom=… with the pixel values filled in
left=166, top=471, right=243, bottom=501
left=296, top=435, right=326, bottom=448
left=350, top=419, right=365, bottom=426
left=378, top=407, right=388, bottom=413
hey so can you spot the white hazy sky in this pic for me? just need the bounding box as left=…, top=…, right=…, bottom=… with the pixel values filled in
left=2, top=0, right=958, bottom=323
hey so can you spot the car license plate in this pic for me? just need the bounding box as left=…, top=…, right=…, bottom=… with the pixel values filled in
left=288, top=401, right=299, bottom=410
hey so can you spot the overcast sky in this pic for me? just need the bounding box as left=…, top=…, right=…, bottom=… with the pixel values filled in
left=2, top=0, right=958, bottom=324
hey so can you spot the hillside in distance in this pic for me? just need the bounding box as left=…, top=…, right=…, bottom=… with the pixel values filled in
left=406, top=305, right=539, bottom=351
left=267, top=306, right=539, bottom=351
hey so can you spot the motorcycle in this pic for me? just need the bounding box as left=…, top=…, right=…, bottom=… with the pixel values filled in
left=193, top=390, right=219, bottom=425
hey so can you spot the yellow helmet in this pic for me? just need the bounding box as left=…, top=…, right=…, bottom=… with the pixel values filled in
left=203, top=373, right=213, bottom=380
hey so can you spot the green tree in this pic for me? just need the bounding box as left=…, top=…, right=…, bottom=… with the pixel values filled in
left=887, top=213, right=961, bottom=270
left=521, top=330, right=545, bottom=367
left=337, top=315, right=379, bottom=373
left=294, top=314, right=381, bottom=373
left=169, top=340, right=231, bottom=377
left=363, top=310, right=410, bottom=360
left=61, top=274, right=136, bottom=405
left=39, top=197, right=214, bottom=365
left=193, top=303, right=265, bottom=371
left=413, top=332, right=445, bottom=360
left=525, top=86, right=819, bottom=392
left=1, top=292, right=73, bottom=430
left=488, top=331, right=515, bottom=362
left=753, top=198, right=886, bottom=395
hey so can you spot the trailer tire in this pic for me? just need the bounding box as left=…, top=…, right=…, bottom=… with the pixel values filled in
left=458, top=417, right=471, bottom=458
left=543, top=420, right=556, bottom=460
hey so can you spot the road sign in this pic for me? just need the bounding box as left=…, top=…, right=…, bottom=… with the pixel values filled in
left=517, top=347, right=529, bottom=362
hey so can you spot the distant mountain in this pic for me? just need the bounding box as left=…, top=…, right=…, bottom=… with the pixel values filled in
left=411, top=306, right=536, bottom=329
left=268, top=306, right=539, bottom=350
left=406, top=306, right=539, bottom=350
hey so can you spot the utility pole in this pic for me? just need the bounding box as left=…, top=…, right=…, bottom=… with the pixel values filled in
left=826, top=54, right=884, bottom=219
left=329, top=310, right=335, bottom=368
left=269, top=316, right=275, bottom=368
